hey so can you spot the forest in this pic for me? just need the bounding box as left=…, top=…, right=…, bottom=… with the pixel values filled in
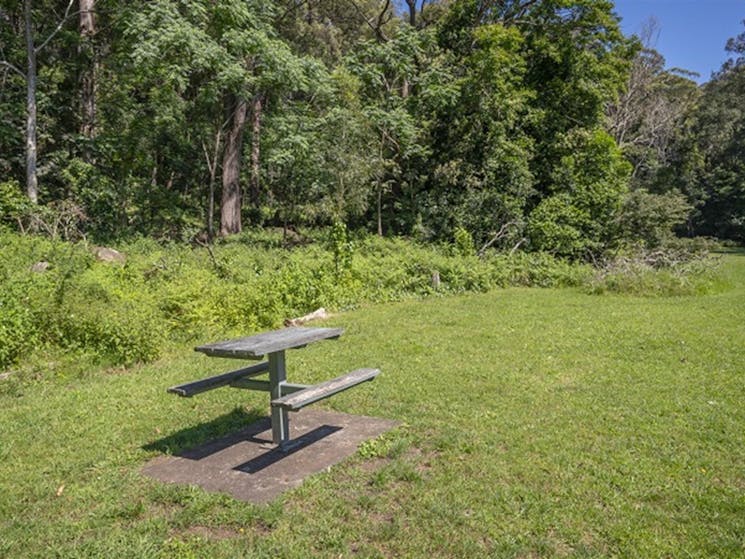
left=0, top=0, right=742, bottom=253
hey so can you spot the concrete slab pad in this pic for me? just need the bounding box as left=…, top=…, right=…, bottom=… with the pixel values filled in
left=142, top=409, right=399, bottom=503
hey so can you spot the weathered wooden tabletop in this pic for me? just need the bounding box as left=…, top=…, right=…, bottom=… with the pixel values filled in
left=194, top=326, right=344, bottom=359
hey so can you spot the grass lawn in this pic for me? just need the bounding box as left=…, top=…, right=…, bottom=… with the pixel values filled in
left=1, top=253, right=743, bottom=558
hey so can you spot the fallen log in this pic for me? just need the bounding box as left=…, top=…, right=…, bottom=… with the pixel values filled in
left=284, top=307, right=329, bottom=327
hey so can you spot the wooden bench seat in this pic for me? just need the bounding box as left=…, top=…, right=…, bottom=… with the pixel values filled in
left=168, top=361, right=269, bottom=397
left=271, top=368, right=380, bottom=412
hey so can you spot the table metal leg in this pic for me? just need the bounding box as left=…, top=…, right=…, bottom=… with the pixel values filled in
left=268, top=351, right=289, bottom=446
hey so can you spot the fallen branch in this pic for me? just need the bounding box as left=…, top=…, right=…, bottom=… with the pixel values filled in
left=194, top=237, right=218, bottom=268
left=284, top=308, right=329, bottom=327
left=509, top=237, right=526, bottom=256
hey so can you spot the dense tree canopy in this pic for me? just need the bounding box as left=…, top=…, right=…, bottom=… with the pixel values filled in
left=680, top=24, right=745, bottom=241
left=1, top=2, right=743, bottom=252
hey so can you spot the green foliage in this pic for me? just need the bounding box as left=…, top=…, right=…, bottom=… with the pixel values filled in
left=452, top=227, right=475, bottom=257
left=48, top=264, right=164, bottom=365
left=619, top=189, right=693, bottom=248
left=58, top=158, right=123, bottom=240
left=0, top=230, right=616, bottom=371
left=422, top=23, right=534, bottom=244
left=488, top=250, right=593, bottom=288
left=527, top=194, right=589, bottom=258
left=53, top=298, right=164, bottom=366
left=0, top=180, right=30, bottom=231
left=528, top=129, right=631, bottom=258
left=0, top=276, right=40, bottom=370
left=686, top=60, right=745, bottom=241
left=0, top=234, right=161, bottom=367
left=640, top=23, right=745, bottom=243
left=329, top=221, right=354, bottom=276
left=357, top=431, right=404, bottom=460
left=0, top=181, right=88, bottom=240
left=0, top=235, right=74, bottom=368
left=9, top=0, right=740, bottom=259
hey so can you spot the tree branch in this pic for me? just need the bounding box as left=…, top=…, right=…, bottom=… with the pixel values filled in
left=0, top=59, right=26, bottom=79
left=375, top=0, right=392, bottom=32
left=35, top=0, right=75, bottom=54
left=508, top=0, right=540, bottom=23
left=478, top=221, right=517, bottom=257
left=345, top=0, right=389, bottom=42
left=274, top=0, right=302, bottom=26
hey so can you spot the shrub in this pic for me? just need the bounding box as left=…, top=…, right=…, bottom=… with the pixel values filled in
left=587, top=245, right=720, bottom=296
left=487, top=251, right=592, bottom=288
left=529, top=129, right=631, bottom=258
left=53, top=300, right=163, bottom=365
left=0, top=230, right=722, bottom=372
left=618, top=189, right=692, bottom=248
left=328, top=221, right=355, bottom=277
left=527, top=195, right=591, bottom=258
left=0, top=180, right=31, bottom=232
left=45, top=260, right=164, bottom=365
left=0, top=279, right=41, bottom=370
left=453, top=227, right=476, bottom=257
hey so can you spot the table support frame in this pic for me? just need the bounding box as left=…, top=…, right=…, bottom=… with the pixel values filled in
left=268, top=351, right=289, bottom=446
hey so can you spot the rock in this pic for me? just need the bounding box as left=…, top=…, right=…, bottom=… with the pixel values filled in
left=94, top=246, right=126, bottom=264
left=30, top=261, right=50, bottom=273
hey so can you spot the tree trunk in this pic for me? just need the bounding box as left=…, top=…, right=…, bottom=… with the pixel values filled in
left=377, top=132, right=384, bottom=236
left=249, top=93, right=263, bottom=208
left=377, top=184, right=383, bottom=236
left=24, top=0, right=38, bottom=203
left=405, top=0, right=417, bottom=26
left=202, top=125, right=222, bottom=241
left=220, top=95, right=248, bottom=236
left=79, top=0, right=96, bottom=141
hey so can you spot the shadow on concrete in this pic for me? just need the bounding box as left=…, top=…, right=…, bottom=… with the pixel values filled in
left=143, top=407, right=265, bottom=457
left=234, top=425, right=342, bottom=474
left=141, top=409, right=400, bottom=503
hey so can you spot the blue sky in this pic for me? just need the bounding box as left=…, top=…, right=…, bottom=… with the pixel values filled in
left=612, top=0, right=744, bottom=83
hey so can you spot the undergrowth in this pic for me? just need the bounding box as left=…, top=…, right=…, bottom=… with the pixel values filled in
left=0, top=230, right=720, bottom=370
left=588, top=239, right=724, bottom=296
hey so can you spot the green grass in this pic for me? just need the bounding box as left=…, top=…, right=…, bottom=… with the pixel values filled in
left=1, top=254, right=744, bottom=558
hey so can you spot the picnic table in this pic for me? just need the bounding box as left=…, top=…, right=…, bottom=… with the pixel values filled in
left=168, top=327, right=380, bottom=449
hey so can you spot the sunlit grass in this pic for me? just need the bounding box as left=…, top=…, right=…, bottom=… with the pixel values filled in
left=0, top=255, right=743, bottom=558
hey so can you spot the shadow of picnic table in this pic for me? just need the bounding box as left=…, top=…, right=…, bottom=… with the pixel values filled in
left=142, top=406, right=264, bottom=457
